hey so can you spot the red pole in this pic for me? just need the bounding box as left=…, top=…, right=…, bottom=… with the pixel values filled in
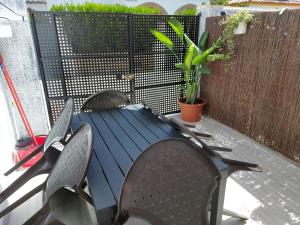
left=0, top=54, right=38, bottom=145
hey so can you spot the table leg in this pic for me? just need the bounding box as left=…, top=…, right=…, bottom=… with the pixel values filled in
left=210, top=175, right=227, bottom=225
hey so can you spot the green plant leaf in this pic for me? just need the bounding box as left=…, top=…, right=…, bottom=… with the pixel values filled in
left=192, top=54, right=207, bottom=65
left=184, top=34, right=193, bottom=46
left=184, top=45, right=194, bottom=70
left=198, top=66, right=211, bottom=74
left=176, top=7, right=197, bottom=16
left=150, top=29, right=174, bottom=50
left=168, top=18, right=183, bottom=41
left=207, top=54, right=227, bottom=62
left=192, top=37, right=223, bottom=65
left=184, top=34, right=199, bottom=56
left=198, top=31, right=209, bottom=51
left=175, top=63, right=186, bottom=70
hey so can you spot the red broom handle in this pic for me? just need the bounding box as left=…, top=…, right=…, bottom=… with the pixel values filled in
left=0, top=54, right=38, bottom=145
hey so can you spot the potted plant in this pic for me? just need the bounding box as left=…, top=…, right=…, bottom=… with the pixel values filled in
left=220, top=11, right=254, bottom=58
left=150, top=18, right=227, bottom=122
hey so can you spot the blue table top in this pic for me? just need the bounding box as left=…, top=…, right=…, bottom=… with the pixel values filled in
left=71, top=104, right=184, bottom=225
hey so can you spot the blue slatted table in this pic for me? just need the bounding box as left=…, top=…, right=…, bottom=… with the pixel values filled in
left=71, top=104, right=184, bottom=224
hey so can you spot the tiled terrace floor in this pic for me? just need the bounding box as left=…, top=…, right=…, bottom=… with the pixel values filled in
left=0, top=115, right=299, bottom=225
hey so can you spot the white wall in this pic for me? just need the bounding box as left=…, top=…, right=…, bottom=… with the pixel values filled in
left=26, top=3, right=48, bottom=11
left=0, top=0, right=49, bottom=142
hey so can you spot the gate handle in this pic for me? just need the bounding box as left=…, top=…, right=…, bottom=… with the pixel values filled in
left=123, top=73, right=135, bottom=81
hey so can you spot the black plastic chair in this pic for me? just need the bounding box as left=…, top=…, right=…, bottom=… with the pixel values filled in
left=116, top=139, right=220, bottom=225
left=115, top=138, right=261, bottom=225
left=80, top=90, right=130, bottom=111
left=0, top=124, right=95, bottom=225
left=0, top=98, right=74, bottom=204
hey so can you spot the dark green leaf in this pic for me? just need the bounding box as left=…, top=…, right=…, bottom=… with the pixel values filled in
left=198, top=31, right=209, bottom=51
left=175, top=63, right=186, bottom=70
left=150, top=29, right=174, bottom=50
left=184, top=45, right=194, bottom=70
left=192, top=54, right=207, bottom=65
left=167, top=18, right=183, bottom=41
left=198, top=66, right=211, bottom=74
left=184, top=34, right=199, bottom=56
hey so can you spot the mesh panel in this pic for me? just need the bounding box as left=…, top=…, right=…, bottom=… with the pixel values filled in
left=49, top=99, right=65, bottom=120
left=135, top=85, right=182, bottom=114
left=31, top=12, right=199, bottom=123
left=132, top=15, right=198, bottom=114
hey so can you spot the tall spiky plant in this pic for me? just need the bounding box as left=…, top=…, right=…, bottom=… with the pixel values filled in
left=150, top=18, right=227, bottom=104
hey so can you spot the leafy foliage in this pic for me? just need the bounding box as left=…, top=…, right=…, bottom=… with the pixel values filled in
left=150, top=29, right=174, bottom=50
left=220, top=11, right=254, bottom=59
left=51, top=2, right=161, bottom=14
left=176, top=7, right=197, bottom=16
left=151, top=18, right=227, bottom=104
left=210, top=0, right=230, bottom=6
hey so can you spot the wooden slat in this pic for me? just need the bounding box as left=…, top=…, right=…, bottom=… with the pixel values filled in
left=99, top=111, right=141, bottom=160
left=87, top=153, right=116, bottom=212
left=89, top=112, right=133, bottom=173
left=78, top=113, right=124, bottom=198
left=117, top=108, right=160, bottom=144
left=126, top=105, right=182, bottom=139
left=132, top=104, right=183, bottom=138
left=71, top=115, right=117, bottom=224
left=109, top=109, right=153, bottom=147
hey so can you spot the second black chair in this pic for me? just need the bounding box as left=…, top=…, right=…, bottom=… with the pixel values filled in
left=0, top=98, right=74, bottom=204
left=0, top=124, right=95, bottom=225
left=80, top=90, right=130, bottom=111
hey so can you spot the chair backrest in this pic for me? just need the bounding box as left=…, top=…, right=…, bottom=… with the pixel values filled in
left=118, top=139, right=220, bottom=225
left=45, top=124, right=93, bottom=200
left=44, top=98, right=74, bottom=151
left=80, top=90, right=130, bottom=111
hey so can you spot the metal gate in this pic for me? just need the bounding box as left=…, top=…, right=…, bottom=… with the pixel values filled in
left=30, top=11, right=199, bottom=124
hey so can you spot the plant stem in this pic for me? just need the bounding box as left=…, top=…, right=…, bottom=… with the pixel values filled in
left=170, top=49, right=180, bottom=63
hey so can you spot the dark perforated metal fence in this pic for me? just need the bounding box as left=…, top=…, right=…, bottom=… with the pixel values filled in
left=203, top=10, right=300, bottom=162
left=30, top=11, right=199, bottom=124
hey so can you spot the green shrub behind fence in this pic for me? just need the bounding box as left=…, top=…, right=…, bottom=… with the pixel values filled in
left=51, top=2, right=161, bottom=14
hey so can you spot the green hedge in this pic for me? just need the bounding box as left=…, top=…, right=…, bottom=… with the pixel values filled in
left=210, top=0, right=229, bottom=6
left=50, top=2, right=161, bottom=14
left=176, top=7, right=197, bottom=16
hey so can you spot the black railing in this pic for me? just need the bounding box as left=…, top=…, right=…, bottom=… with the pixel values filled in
left=30, top=11, right=199, bottom=124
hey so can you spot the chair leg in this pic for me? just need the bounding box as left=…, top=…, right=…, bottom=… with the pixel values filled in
left=0, top=183, right=44, bottom=218
left=210, top=175, right=227, bottom=225
left=4, top=145, right=43, bottom=176
left=0, top=157, right=49, bottom=204
left=223, top=208, right=248, bottom=220
left=23, top=204, right=50, bottom=225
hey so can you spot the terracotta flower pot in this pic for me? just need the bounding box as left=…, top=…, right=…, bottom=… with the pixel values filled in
left=179, top=98, right=206, bottom=122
